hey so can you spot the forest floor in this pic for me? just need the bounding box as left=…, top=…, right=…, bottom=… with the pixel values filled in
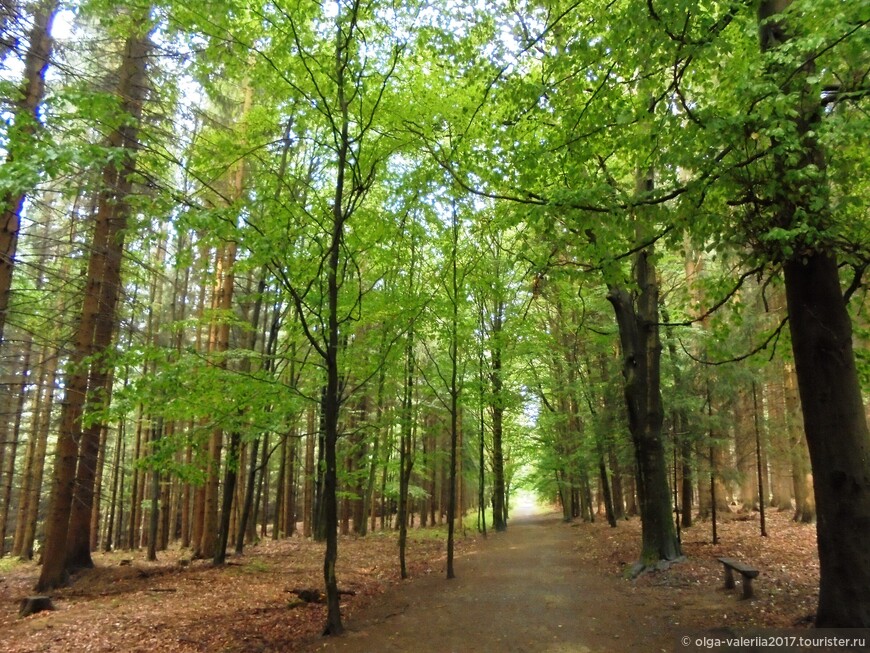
left=0, top=506, right=819, bottom=652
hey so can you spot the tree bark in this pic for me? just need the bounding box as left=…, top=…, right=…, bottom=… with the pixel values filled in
left=783, top=363, right=814, bottom=522
left=0, top=0, right=57, bottom=345
left=36, top=29, right=149, bottom=591
left=784, top=254, right=870, bottom=625
left=606, top=245, right=680, bottom=564
left=0, top=333, right=31, bottom=556
left=759, top=0, right=870, bottom=626
left=490, top=300, right=507, bottom=532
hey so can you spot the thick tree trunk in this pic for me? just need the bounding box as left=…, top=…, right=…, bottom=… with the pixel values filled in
left=0, top=0, right=57, bottom=344
left=199, top=241, right=236, bottom=559
left=759, top=0, right=870, bottom=625
left=607, top=247, right=680, bottom=564
left=65, top=373, right=114, bottom=570
left=0, top=334, right=31, bottom=556
left=784, top=254, right=870, bottom=626
left=36, top=30, right=149, bottom=592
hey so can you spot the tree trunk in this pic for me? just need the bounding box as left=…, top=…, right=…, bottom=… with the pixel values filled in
left=0, top=333, right=31, bottom=556
left=490, top=301, right=507, bottom=532
left=759, top=0, right=870, bottom=625
left=103, top=420, right=124, bottom=552
left=199, top=240, right=236, bottom=559
left=398, top=319, right=415, bottom=580
left=303, top=406, right=315, bottom=538
left=606, top=244, right=680, bottom=564
left=735, top=389, right=759, bottom=510
left=147, top=418, right=163, bottom=562
left=784, top=254, right=870, bottom=625
left=36, top=29, right=149, bottom=591
left=361, top=366, right=386, bottom=537
left=12, top=342, right=54, bottom=557
left=446, top=208, right=461, bottom=577
left=0, top=0, right=57, bottom=345
left=214, top=430, right=240, bottom=565
left=784, top=363, right=814, bottom=522
left=65, top=371, right=114, bottom=570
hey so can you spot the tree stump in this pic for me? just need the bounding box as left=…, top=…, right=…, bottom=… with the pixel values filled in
left=19, top=596, right=54, bottom=617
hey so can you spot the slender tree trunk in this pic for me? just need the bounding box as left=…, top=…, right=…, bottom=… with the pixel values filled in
left=303, top=406, right=315, bottom=538
left=284, top=432, right=302, bottom=537
left=490, top=302, right=507, bottom=532
left=361, top=366, right=386, bottom=537
left=446, top=208, right=460, bottom=577
left=609, top=446, right=626, bottom=521
left=12, top=342, right=51, bottom=557
left=214, top=430, right=240, bottom=565
left=735, top=389, right=759, bottom=509
left=477, top=326, right=487, bottom=535
left=90, top=424, right=109, bottom=552
left=274, top=435, right=287, bottom=538
left=16, top=343, right=57, bottom=560
left=398, top=322, right=415, bottom=580
left=103, top=420, right=123, bottom=552
left=200, top=240, right=236, bottom=559
left=147, top=418, right=163, bottom=561
left=784, top=362, right=814, bottom=522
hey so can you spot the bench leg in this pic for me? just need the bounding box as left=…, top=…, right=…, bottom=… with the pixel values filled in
left=723, top=566, right=735, bottom=590
left=741, top=577, right=754, bottom=600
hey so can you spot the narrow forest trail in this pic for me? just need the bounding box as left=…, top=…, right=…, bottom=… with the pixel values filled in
left=307, top=509, right=683, bottom=653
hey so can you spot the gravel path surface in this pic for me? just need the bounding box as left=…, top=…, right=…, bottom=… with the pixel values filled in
left=307, top=509, right=680, bottom=653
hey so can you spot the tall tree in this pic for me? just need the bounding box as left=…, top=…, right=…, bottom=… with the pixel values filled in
left=755, top=0, right=870, bottom=626
left=36, top=19, right=150, bottom=591
left=0, top=0, right=58, bottom=345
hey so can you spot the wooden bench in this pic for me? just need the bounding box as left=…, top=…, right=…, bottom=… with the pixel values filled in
left=717, top=557, right=759, bottom=599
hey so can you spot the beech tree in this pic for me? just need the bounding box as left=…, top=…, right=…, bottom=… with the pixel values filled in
left=749, top=0, right=869, bottom=627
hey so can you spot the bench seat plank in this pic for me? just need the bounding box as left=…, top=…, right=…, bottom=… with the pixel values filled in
left=717, top=557, right=759, bottom=578
left=717, top=557, right=759, bottom=599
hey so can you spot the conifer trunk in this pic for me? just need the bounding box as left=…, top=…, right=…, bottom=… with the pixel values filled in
left=36, top=29, right=149, bottom=591
left=0, top=0, right=57, bottom=344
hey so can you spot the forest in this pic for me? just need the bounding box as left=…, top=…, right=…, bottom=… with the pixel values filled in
left=0, top=0, right=868, bottom=644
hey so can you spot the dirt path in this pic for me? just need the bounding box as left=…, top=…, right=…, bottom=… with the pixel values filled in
left=307, top=509, right=682, bottom=653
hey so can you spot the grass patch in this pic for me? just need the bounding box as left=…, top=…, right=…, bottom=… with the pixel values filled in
left=244, top=559, right=272, bottom=573
left=0, top=556, right=22, bottom=573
